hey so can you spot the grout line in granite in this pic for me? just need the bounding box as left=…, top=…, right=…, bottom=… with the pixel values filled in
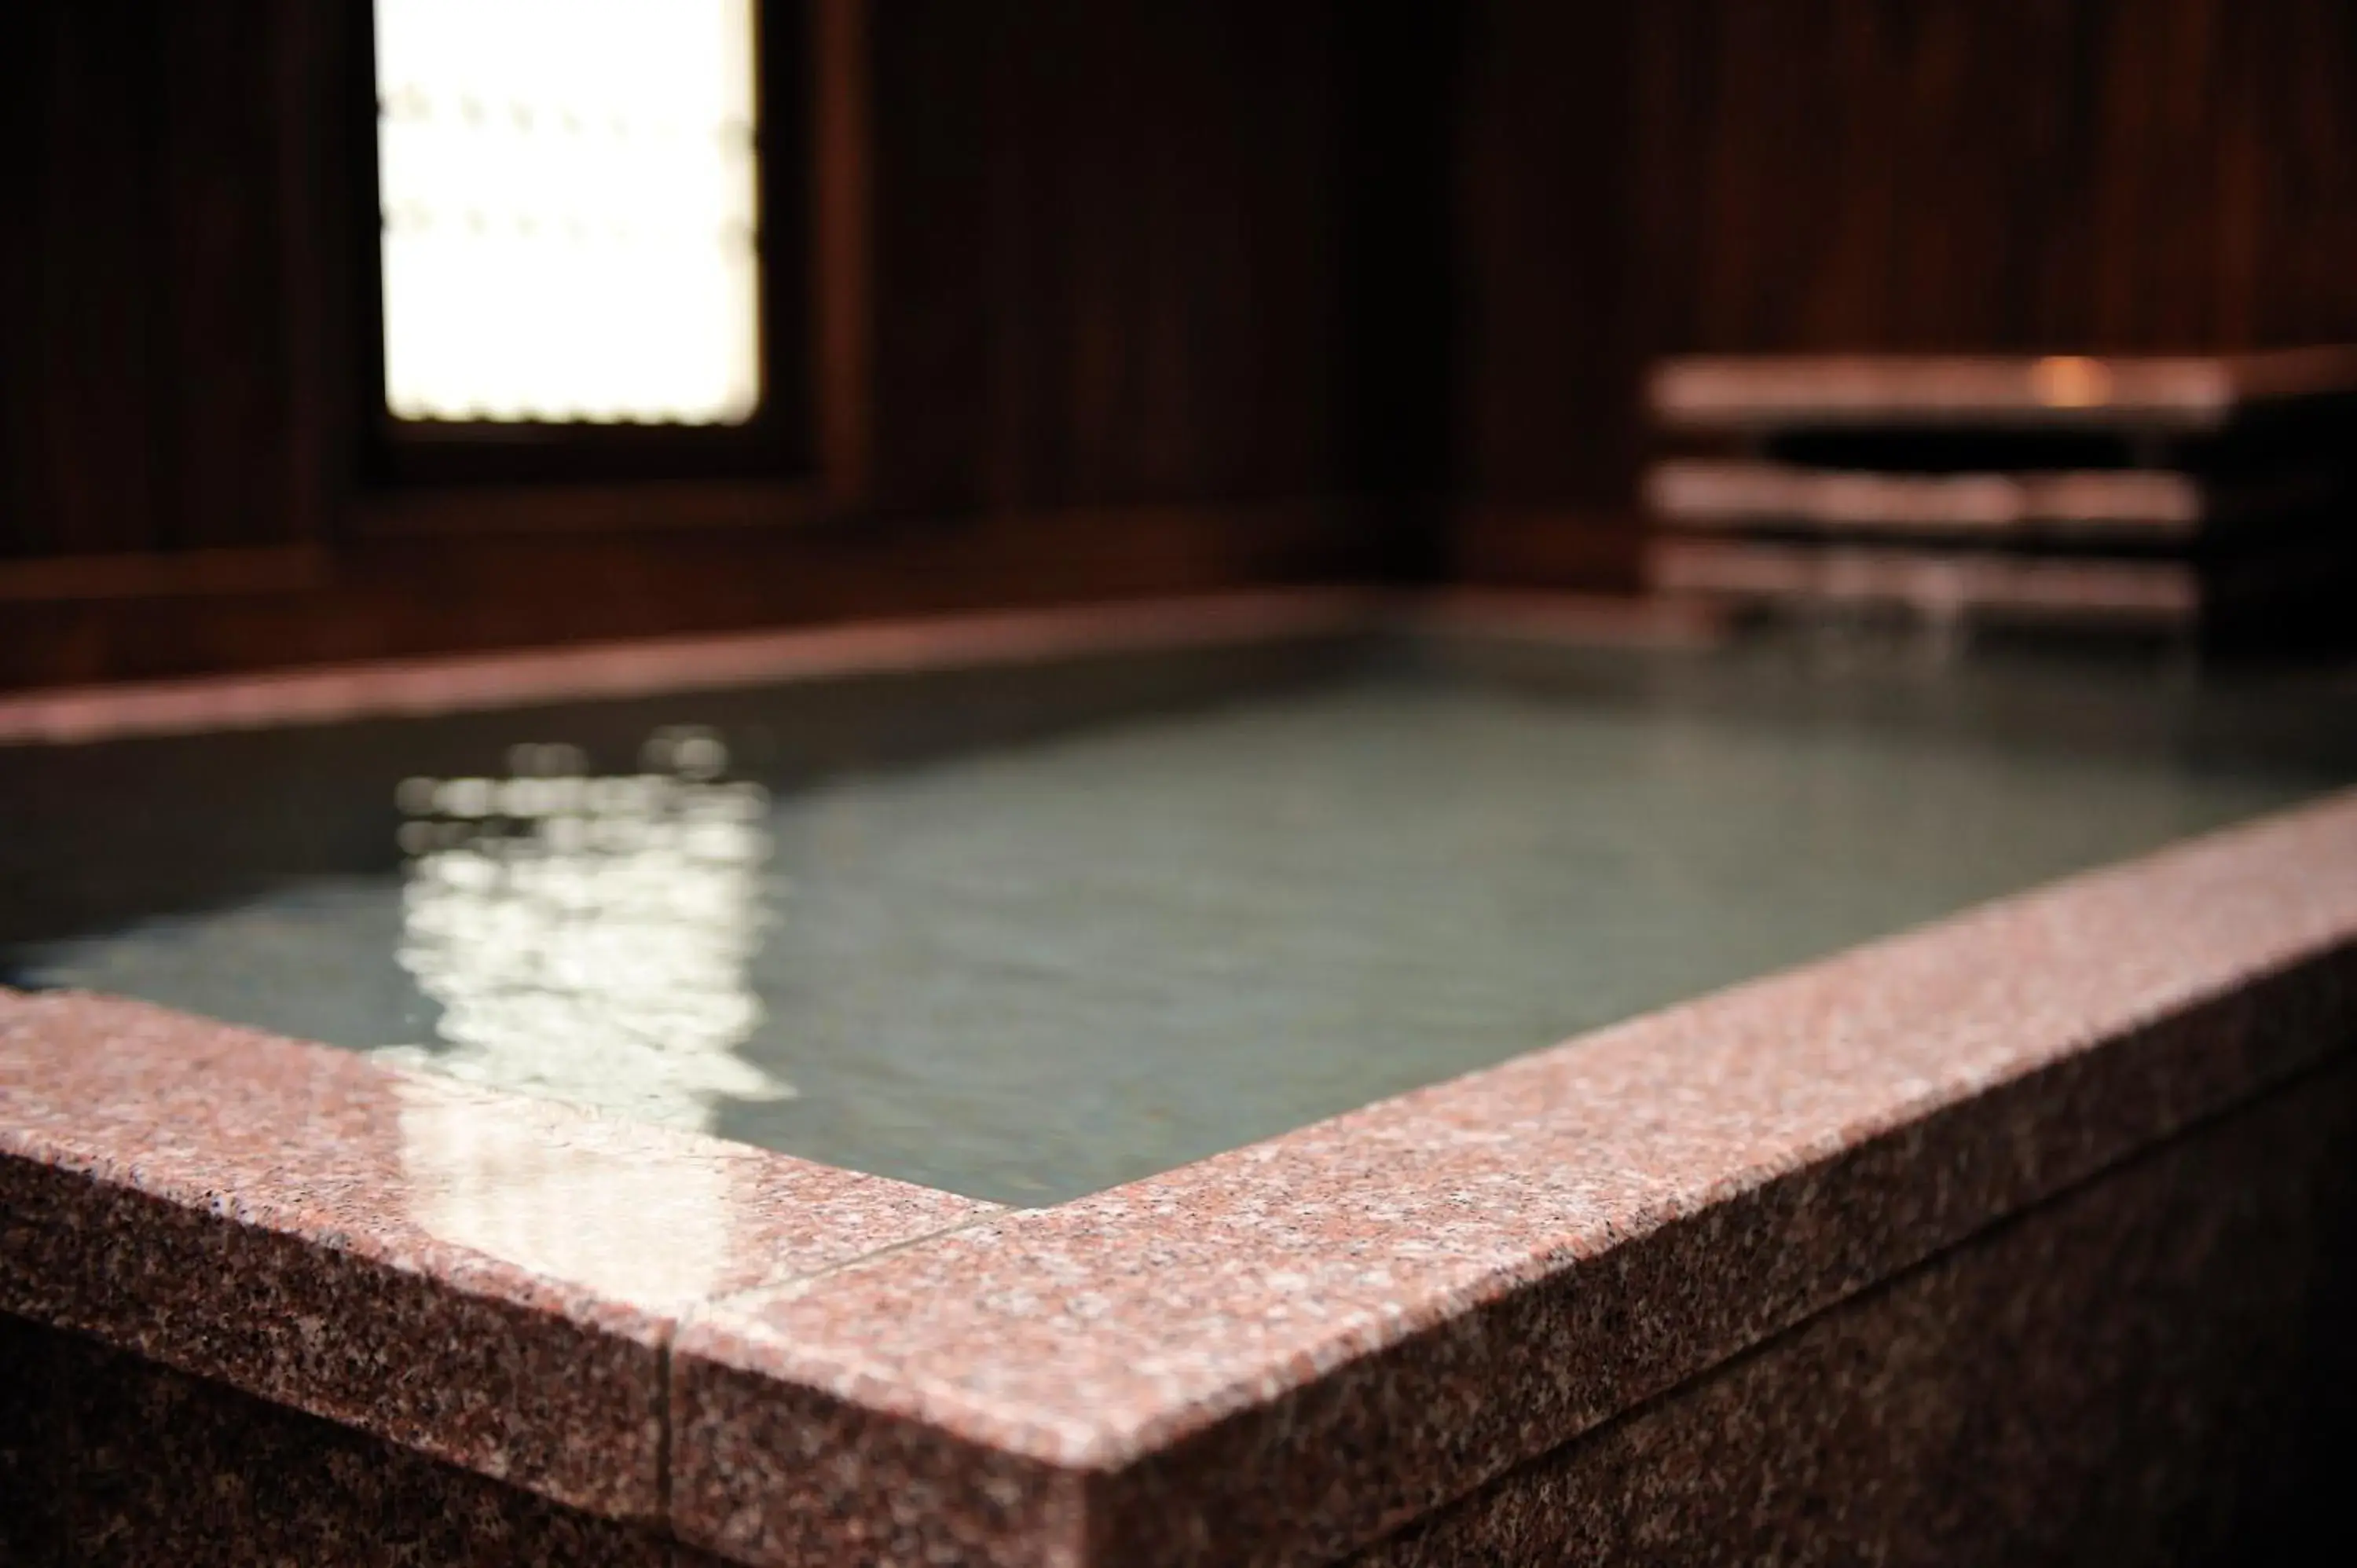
left=698, top=1204, right=1016, bottom=1319
left=656, top=1332, right=676, bottom=1533
left=651, top=1203, right=1023, bottom=1549
left=0, top=986, right=1013, bottom=1527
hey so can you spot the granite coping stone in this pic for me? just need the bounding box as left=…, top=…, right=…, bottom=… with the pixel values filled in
left=668, top=789, right=2357, bottom=1566
left=0, top=997, right=995, bottom=1522
left=0, top=589, right=1392, bottom=747
left=1, top=597, right=2354, bottom=1563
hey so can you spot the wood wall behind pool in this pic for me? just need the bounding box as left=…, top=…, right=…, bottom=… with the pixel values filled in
left=0, top=1, right=1429, bottom=689
left=5, top=0, right=2355, bottom=687
left=1455, top=0, right=2357, bottom=588
left=0, top=0, right=332, bottom=566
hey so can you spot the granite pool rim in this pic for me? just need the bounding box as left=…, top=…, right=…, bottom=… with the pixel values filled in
left=4, top=590, right=2355, bottom=1566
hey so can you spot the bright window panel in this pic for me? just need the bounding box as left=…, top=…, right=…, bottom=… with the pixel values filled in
left=376, top=0, right=761, bottom=425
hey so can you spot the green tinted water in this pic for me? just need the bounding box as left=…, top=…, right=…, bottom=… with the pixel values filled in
left=11, top=644, right=2353, bottom=1202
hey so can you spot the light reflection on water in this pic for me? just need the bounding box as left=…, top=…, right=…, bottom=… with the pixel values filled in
left=368, top=726, right=792, bottom=1132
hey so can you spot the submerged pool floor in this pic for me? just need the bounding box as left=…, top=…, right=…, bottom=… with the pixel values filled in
left=9, top=643, right=2355, bottom=1202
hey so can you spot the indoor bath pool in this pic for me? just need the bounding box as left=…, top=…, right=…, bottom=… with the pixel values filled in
left=6, top=617, right=2352, bottom=1203
left=6, top=596, right=2357, bottom=1566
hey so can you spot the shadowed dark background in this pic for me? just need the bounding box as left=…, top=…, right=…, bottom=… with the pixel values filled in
left=5, top=0, right=2355, bottom=688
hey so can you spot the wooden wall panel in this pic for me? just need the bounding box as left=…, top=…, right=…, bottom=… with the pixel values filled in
left=2, top=0, right=162, bottom=559
left=0, top=1, right=322, bottom=562
left=8, top=0, right=2354, bottom=679
left=1335, top=2, right=1465, bottom=579
left=863, top=0, right=1345, bottom=515
left=0, top=503, right=1364, bottom=691
left=1624, top=0, right=2357, bottom=354
left=0, top=1, right=1390, bottom=689
left=1457, top=0, right=2357, bottom=585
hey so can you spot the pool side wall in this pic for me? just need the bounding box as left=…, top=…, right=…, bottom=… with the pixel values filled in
left=10, top=1057, right=2348, bottom=1566
left=1351, top=1055, right=2357, bottom=1566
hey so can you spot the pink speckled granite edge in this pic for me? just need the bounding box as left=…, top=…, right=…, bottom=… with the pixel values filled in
left=669, top=787, right=2357, bottom=1567
left=0, top=589, right=1391, bottom=746
left=0, top=995, right=995, bottom=1523
left=1350, top=1054, right=2357, bottom=1566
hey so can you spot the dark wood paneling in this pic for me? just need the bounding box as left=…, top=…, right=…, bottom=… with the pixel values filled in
left=863, top=1, right=1347, bottom=515
left=0, top=0, right=324, bottom=561
left=1457, top=4, right=1641, bottom=516
left=13, top=0, right=2353, bottom=677
left=0, top=504, right=1365, bottom=691
left=2, top=0, right=160, bottom=559
left=2, top=2, right=1401, bottom=688
left=1336, top=2, right=1466, bottom=581
left=1626, top=0, right=2357, bottom=353
left=1457, top=0, right=2357, bottom=586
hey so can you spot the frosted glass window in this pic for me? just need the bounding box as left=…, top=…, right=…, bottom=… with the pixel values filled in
left=375, top=0, right=761, bottom=425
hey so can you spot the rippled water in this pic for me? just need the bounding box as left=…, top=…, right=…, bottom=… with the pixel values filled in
left=10, top=641, right=2354, bottom=1201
